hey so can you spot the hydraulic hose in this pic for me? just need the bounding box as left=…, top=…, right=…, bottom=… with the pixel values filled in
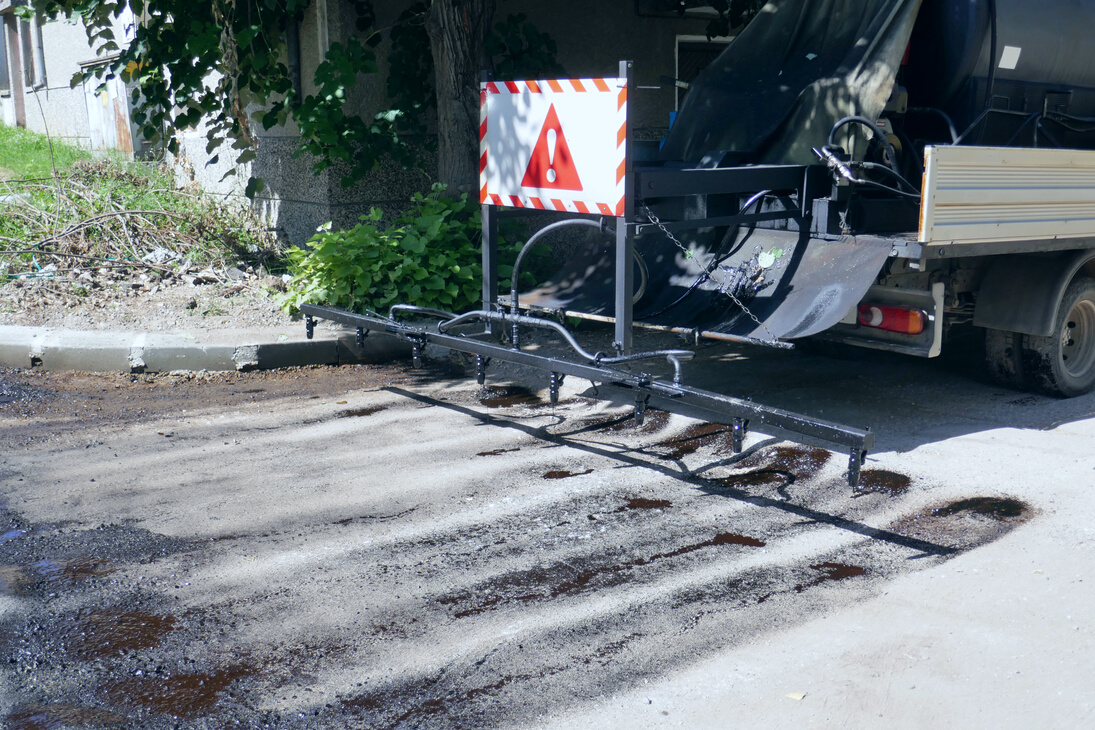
left=828, top=116, right=901, bottom=175
left=509, top=218, right=610, bottom=316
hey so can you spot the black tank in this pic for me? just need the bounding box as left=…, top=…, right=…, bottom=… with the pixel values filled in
left=902, top=0, right=1095, bottom=146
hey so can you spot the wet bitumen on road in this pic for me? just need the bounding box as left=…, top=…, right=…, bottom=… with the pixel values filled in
left=0, top=332, right=1092, bottom=729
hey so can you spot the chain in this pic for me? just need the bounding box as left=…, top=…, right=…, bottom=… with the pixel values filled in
left=638, top=200, right=780, bottom=344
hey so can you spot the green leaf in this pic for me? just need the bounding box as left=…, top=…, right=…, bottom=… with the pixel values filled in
left=402, top=236, right=426, bottom=254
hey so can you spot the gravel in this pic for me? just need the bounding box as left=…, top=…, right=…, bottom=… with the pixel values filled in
left=2, top=265, right=298, bottom=332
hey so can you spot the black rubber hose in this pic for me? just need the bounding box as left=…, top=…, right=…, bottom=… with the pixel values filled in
left=509, top=218, right=608, bottom=314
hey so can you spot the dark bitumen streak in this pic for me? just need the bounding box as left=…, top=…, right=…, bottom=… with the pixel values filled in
left=794, top=562, right=868, bottom=592
left=543, top=468, right=594, bottom=480
left=438, top=532, right=766, bottom=618
left=478, top=385, right=543, bottom=408
left=932, top=497, right=1026, bottom=520
left=616, top=497, right=672, bottom=511
left=336, top=406, right=387, bottom=418
left=6, top=703, right=127, bottom=729
left=345, top=663, right=573, bottom=730
left=855, top=470, right=912, bottom=496
left=104, top=665, right=252, bottom=718
left=592, top=407, right=671, bottom=433
left=68, top=610, right=177, bottom=659
left=390, top=387, right=958, bottom=557
left=889, top=497, right=1030, bottom=550
left=654, top=422, right=731, bottom=460
left=477, top=447, right=521, bottom=456
left=719, top=446, right=833, bottom=491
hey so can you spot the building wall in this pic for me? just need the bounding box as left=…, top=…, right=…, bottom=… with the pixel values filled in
left=0, top=6, right=134, bottom=149
left=4, top=0, right=724, bottom=243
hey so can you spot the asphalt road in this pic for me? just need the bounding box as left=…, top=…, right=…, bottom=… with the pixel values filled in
left=1, top=333, right=1093, bottom=729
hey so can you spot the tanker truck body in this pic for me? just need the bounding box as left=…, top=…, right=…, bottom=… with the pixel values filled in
left=847, top=0, right=1095, bottom=397
left=517, top=0, right=1095, bottom=397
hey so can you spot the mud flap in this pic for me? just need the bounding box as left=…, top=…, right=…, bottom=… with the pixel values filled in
left=518, top=228, right=893, bottom=341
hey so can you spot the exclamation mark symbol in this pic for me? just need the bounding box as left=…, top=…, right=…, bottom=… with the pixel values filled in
left=546, top=128, right=557, bottom=183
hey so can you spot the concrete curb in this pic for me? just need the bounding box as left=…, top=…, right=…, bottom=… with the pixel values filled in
left=0, top=325, right=410, bottom=374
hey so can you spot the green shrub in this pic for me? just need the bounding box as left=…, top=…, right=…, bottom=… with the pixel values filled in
left=279, top=185, right=546, bottom=315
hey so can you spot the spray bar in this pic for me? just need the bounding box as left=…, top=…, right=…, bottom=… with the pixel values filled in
left=301, top=303, right=873, bottom=487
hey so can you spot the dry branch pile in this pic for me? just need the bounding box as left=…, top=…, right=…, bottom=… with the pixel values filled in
left=1, top=159, right=285, bottom=311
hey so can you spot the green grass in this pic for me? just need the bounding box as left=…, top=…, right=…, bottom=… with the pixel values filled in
left=0, top=125, right=285, bottom=279
left=0, top=122, right=93, bottom=179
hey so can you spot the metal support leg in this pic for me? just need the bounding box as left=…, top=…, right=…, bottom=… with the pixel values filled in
left=412, top=341, right=423, bottom=369
left=549, top=372, right=564, bottom=406
left=305, top=315, right=315, bottom=340
left=356, top=327, right=367, bottom=348
left=634, top=392, right=647, bottom=426
left=482, top=202, right=498, bottom=335
left=476, top=355, right=490, bottom=385
left=848, top=448, right=866, bottom=488
left=614, top=219, right=634, bottom=356
left=732, top=418, right=748, bottom=453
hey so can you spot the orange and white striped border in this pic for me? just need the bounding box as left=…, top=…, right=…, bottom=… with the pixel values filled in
left=480, top=78, right=627, bottom=217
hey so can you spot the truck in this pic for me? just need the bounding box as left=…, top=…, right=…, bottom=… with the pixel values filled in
left=302, top=0, right=1095, bottom=484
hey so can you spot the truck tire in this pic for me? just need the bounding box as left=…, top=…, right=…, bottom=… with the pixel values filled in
left=1022, top=276, right=1095, bottom=397
left=984, top=329, right=1025, bottom=389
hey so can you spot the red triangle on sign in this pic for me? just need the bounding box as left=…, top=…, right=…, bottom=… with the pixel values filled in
left=521, top=104, right=583, bottom=191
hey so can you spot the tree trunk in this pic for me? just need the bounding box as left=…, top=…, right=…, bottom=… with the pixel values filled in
left=427, top=0, right=494, bottom=196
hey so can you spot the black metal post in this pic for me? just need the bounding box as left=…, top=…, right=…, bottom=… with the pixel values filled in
left=614, top=60, right=635, bottom=355
left=481, top=70, right=498, bottom=333
left=482, top=203, right=498, bottom=316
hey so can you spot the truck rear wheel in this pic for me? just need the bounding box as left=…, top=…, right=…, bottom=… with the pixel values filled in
left=1023, top=276, right=1095, bottom=397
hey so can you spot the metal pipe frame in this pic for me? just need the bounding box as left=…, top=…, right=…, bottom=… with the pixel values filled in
left=301, top=303, right=874, bottom=486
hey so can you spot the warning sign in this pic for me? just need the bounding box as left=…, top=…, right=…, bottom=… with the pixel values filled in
left=481, top=77, right=627, bottom=216
left=520, top=105, right=583, bottom=191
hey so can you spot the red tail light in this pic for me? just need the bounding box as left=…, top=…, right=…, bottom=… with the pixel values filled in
left=858, top=305, right=926, bottom=335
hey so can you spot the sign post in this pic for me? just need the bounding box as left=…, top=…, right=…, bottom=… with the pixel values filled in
left=479, top=62, right=633, bottom=350
left=614, top=61, right=634, bottom=355
left=480, top=71, right=499, bottom=333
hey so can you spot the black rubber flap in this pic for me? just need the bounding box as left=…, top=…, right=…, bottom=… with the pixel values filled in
left=518, top=227, right=894, bottom=340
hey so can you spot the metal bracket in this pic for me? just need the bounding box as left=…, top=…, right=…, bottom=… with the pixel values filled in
left=356, top=327, right=368, bottom=348
left=411, top=339, right=424, bottom=369
left=305, top=315, right=315, bottom=340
